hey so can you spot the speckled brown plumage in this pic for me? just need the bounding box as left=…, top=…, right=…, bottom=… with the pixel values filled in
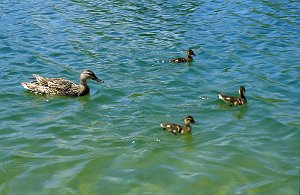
left=160, top=115, right=197, bottom=135
left=21, top=70, right=103, bottom=97
left=219, top=86, right=247, bottom=106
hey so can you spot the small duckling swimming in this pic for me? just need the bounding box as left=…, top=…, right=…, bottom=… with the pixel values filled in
left=160, top=115, right=197, bottom=135
left=169, top=49, right=196, bottom=63
left=21, top=69, right=104, bottom=97
left=218, top=86, right=247, bottom=106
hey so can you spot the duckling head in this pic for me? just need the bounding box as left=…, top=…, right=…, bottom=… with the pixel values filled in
left=81, top=70, right=104, bottom=83
left=187, top=49, right=196, bottom=56
left=239, top=86, right=246, bottom=94
left=184, top=115, right=198, bottom=125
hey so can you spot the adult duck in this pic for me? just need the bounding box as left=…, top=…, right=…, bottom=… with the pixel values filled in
left=21, top=69, right=103, bottom=97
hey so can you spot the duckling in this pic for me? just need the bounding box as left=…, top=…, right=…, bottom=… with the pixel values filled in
left=21, top=69, right=104, bottom=97
left=218, top=86, right=247, bottom=106
left=160, top=115, right=197, bottom=135
left=169, top=49, right=196, bottom=63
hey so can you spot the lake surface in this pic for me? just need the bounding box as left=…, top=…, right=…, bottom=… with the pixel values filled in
left=0, top=0, right=299, bottom=194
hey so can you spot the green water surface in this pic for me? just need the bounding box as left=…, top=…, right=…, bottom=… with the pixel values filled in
left=0, top=0, right=299, bottom=194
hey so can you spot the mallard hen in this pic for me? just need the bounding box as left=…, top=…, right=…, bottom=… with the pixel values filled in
left=21, top=69, right=103, bottom=97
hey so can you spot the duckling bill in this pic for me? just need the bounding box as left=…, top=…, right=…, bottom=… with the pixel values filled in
left=218, top=86, right=247, bottom=106
left=21, top=70, right=103, bottom=97
left=160, top=115, right=197, bottom=135
left=169, top=49, right=196, bottom=63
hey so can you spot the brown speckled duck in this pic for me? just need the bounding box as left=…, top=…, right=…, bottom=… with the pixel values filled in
left=21, top=69, right=104, bottom=97
left=219, top=86, right=247, bottom=106
left=169, top=49, right=196, bottom=63
left=160, top=115, right=197, bottom=135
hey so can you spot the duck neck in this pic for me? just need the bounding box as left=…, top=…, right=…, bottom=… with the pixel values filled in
left=80, top=78, right=90, bottom=92
left=187, top=55, right=193, bottom=61
left=80, top=78, right=88, bottom=86
left=240, top=92, right=246, bottom=99
left=184, top=124, right=191, bottom=132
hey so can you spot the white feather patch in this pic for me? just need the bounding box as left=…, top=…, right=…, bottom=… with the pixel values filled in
left=218, top=94, right=223, bottom=99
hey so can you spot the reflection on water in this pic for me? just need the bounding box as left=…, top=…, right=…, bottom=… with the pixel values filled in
left=182, top=133, right=193, bottom=146
left=234, top=106, right=247, bottom=120
left=217, top=101, right=247, bottom=120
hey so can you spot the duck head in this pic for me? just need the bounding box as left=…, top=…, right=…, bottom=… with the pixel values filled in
left=187, top=49, right=196, bottom=56
left=184, top=115, right=198, bottom=125
left=239, top=86, right=246, bottom=95
left=81, top=70, right=104, bottom=83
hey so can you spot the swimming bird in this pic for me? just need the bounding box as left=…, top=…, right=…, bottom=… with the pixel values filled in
left=169, top=49, right=196, bottom=63
left=160, top=115, right=197, bottom=135
left=218, top=86, right=247, bottom=106
left=21, top=69, right=104, bottom=97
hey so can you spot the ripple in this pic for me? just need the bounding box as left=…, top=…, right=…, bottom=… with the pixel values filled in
left=0, top=0, right=299, bottom=194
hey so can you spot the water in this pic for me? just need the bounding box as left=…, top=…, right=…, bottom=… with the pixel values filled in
left=0, top=0, right=299, bottom=194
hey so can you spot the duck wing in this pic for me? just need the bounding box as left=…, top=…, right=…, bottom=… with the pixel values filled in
left=44, top=78, right=81, bottom=96
left=169, top=58, right=187, bottom=63
left=21, top=74, right=48, bottom=93
left=160, top=122, right=183, bottom=134
left=218, top=93, right=246, bottom=106
left=21, top=75, right=80, bottom=96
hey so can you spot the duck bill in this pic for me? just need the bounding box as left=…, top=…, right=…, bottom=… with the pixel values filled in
left=192, top=121, right=198, bottom=125
left=94, top=77, right=104, bottom=83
